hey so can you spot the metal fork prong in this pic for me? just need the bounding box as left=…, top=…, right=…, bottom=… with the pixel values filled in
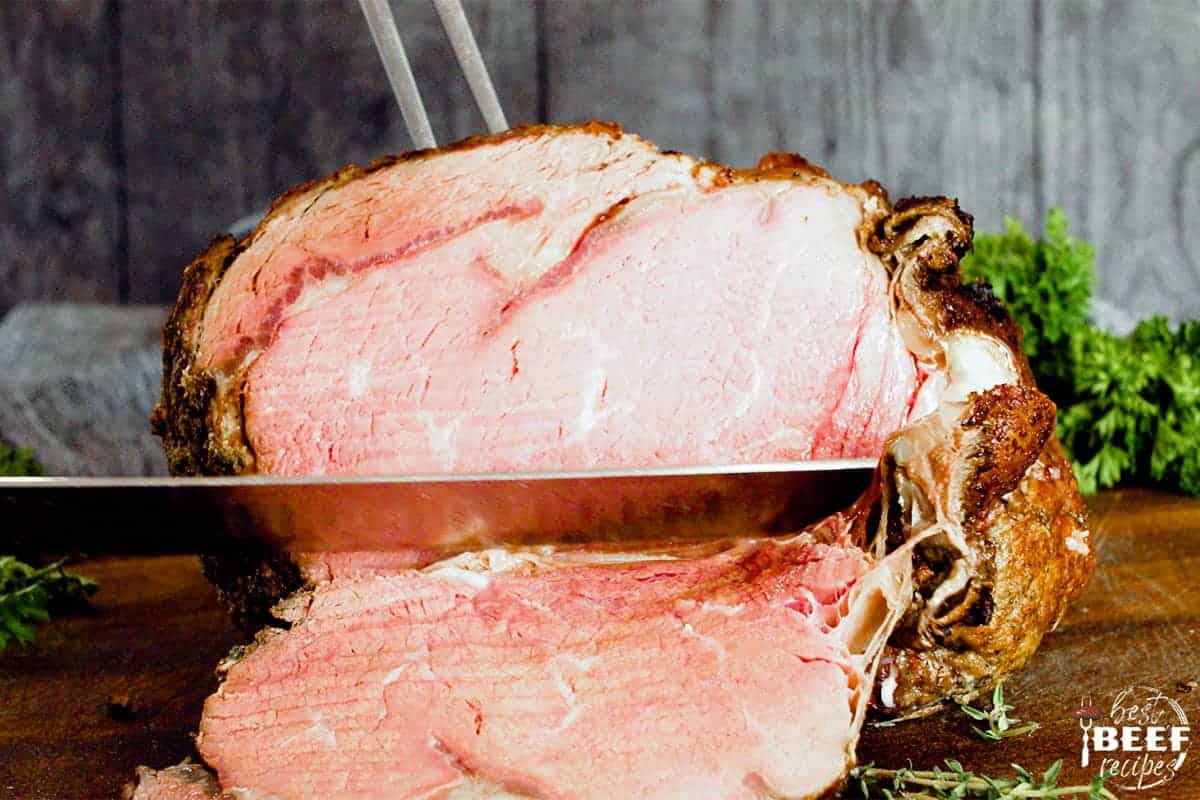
left=432, top=0, right=509, bottom=133
left=358, top=0, right=438, bottom=149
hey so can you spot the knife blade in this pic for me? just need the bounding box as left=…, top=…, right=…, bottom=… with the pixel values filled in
left=0, top=459, right=874, bottom=557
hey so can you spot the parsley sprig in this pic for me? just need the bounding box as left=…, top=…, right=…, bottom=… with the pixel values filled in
left=853, top=759, right=1118, bottom=799
left=961, top=209, right=1200, bottom=496
left=960, top=682, right=1040, bottom=741
left=0, top=441, right=42, bottom=477
left=0, top=556, right=98, bottom=650
left=0, top=440, right=98, bottom=650
left=1059, top=317, right=1200, bottom=495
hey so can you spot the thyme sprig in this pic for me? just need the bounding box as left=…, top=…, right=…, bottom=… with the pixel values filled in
left=960, top=682, right=1040, bottom=741
left=852, top=759, right=1119, bottom=799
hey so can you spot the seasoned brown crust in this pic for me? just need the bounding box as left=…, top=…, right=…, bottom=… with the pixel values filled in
left=197, top=548, right=302, bottom=632
left=866, top=195, right=1029, bottom=373
left=123, top=761, right=222, bottom=800
left=150, top=235, right=252, bottom=475
left=754, top=151, right=834, bottom=180
left=865, top=199, right=1093, bottom=716
left=960, top=383, right=1057, bottom=525
left=876, top=435, right=1091, bottom=716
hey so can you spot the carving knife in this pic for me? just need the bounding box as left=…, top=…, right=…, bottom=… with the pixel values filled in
left=0, top=459, right=874, bottom=557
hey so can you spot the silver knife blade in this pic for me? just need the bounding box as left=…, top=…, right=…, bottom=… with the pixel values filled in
left=0, top=459, right=875, bottom=556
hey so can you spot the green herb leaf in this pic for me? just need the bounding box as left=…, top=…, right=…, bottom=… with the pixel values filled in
left=853, top=760, right=1120, bottom=798
left=1043, top=759, right=1063, bottom=788
left=0, top=441, right=99, bottom=651
left=0, top=557, right=98, bottom=651
left=960, top=705, right=989, bottom=721
left=960, top=681, right=1039, bottom=741
left=0, top=441, right=42, bottom=477
left=963, top=210, right=1200, bottom=497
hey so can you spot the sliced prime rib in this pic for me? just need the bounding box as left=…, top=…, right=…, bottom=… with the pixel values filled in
left=154, top=123, right=918, bottom=477
left=146, top=124, right=1093, bottom=797
left=199, top=532, right=911, bottom=800
left=131, top=525, right=906, bottom=800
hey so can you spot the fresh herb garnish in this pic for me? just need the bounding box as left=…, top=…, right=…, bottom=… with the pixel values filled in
left=0, top=440, right=97, bottom=650
left=1058, top=317, right=1200, bottom=495
left=961, top=210, right=1200, bottom=496
left=0, top=441, right=42, bottom=477
left=960, top=682, right=1040, bottom=741
left=0, top=556, right=98, bottom=650
left=853, top=759, right=1119, bottom=799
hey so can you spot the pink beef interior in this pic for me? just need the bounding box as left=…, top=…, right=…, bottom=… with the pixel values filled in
left=199, top=128, right=920, bottom=475
left=200, top=534, right=891, bottom=800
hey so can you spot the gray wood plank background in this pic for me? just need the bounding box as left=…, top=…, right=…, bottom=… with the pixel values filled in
left=1, top=0, right=1197, bottom=319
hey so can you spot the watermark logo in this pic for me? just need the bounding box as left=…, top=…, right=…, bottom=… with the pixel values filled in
left=1075, top=686, right=1190, bottom=791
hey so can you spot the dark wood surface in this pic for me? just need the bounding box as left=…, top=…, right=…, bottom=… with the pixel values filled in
left=1, top=0, right=1198, bottom=321
left=0, top=555, right=241, bottom=800
left=1, top=489, right=1197, bottom=799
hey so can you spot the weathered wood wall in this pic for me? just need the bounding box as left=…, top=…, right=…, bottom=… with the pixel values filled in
left=2, top=0, right=1197, bottom=318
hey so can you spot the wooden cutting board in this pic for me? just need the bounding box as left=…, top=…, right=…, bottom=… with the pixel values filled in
left=1, top=489, right=1197, bottom=799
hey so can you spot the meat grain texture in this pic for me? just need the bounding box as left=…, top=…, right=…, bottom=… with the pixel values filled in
left=142, top=123, right=1093, bottom=799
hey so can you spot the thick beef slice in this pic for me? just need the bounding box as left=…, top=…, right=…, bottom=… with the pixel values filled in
left=154, top=124, right=917, bottom=477
left=200, top=535, right=907, bottom=800
left=239, top=180, right=915, bottom=475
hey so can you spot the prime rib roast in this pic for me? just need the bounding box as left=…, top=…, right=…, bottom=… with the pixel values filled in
left=136, top=123, right=1093, bottom=799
